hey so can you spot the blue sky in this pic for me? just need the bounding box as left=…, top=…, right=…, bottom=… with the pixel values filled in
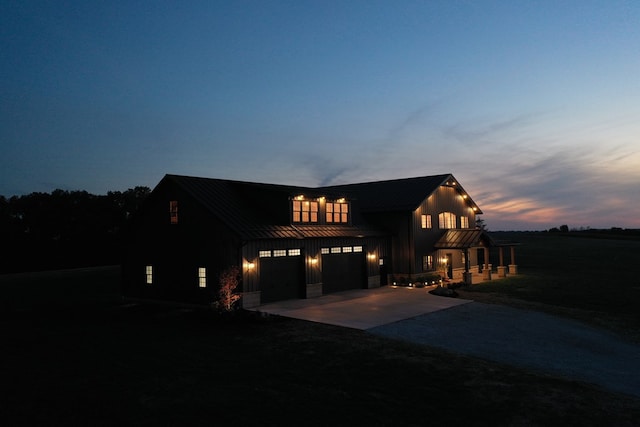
left=2, top=0, right=639, bottom=230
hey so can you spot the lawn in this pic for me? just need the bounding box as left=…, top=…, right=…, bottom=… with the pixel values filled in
left=2, top=236, right=640, bottom=425
left=457, top=232, right=640, bottom=341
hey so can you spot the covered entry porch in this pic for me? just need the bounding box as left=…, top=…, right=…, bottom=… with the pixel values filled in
left=434, top=229, right=519, bottom=285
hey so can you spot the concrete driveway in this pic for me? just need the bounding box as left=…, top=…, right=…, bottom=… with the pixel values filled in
left=255, top=285, right=470, bottom=329
left=256, top=286, right=640, bottom=397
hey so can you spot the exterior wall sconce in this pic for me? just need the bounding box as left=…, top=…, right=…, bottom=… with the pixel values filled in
left=367, top=253, right=377, bottom=261
left=308, top=257, right=318, bottom=266
left=244, top=261, right=255, bottom=271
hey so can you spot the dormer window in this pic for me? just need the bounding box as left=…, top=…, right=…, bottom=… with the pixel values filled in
left=326, top=201, right=349, bottom=223
left=292, top=200, right=318, bottom=223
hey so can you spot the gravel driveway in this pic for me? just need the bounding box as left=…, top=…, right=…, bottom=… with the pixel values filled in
left=369, top=302, right=640, bottom=397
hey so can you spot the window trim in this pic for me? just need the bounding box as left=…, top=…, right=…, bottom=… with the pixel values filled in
left=292, top=200, right=319, bottom=223
left=145, top=265, right=153, bottom=284
left=438, top=211, right=456, bottom=229
left=421, top=214, right=432, bottom=229
left=169, top=201, right=178, bottom=224
left=198, top=267, right=207, bottom=288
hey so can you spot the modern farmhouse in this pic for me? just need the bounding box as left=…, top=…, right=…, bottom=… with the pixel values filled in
left=123, top=173, right=517, bottom=307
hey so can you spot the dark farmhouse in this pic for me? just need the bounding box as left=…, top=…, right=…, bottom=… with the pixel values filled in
left=123, top=173, right=517, bottom=307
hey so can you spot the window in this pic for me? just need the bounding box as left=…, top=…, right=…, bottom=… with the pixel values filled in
left=259, top=250, right=271, bottom=258
left=198, top=267, right=207, bottom=288
left=326, top=202, right=349, bottom=223
left=423, top=255, right=434, bottom=271
left=288, top=249, right=301, bottom=256
left=145, top=265, right=153, bottom=284
left=460, top=216, right=469, bottom=229
left=292, top=200, right=318, bottom=223
left=438, top=212, right=456, bottom=229
left=273, top=249, right=287, bottom=257
left=421, top=214, right=432, bottom=229
left=322, top=246, right=362, bottom=255
left=169, top=201, right=178, bottom=224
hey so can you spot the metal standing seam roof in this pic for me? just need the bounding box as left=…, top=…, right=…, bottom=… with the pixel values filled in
left=161, top=173, right=483, bottom=241
left=434, top=229, right=496, bottom=249
left=323, top=174, right=482, bottom=214
left=163, top=174, right=386, bottom=241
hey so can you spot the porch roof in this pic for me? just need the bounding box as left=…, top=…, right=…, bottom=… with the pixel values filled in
left=434, top=229, right=496, bottom=249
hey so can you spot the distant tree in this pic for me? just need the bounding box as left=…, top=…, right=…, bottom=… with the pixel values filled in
left=559, top=224, right=569, bottom=233
left=548, top=227, right=560, bottom=233
left=214, top=266, right=242, bottom=312
left=475, top=215, right=488, bottom=231
left=0, top=186, right=151, bottom=273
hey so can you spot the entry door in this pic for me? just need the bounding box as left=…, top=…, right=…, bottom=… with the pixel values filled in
left=445, top=253, right=453, bottom=279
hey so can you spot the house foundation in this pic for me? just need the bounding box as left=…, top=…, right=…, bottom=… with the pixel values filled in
left=242, top=291, right=261, bottom=309
left=305, top=282, right=323, bottom=298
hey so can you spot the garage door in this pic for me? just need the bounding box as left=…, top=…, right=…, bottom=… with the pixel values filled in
left=259, top=250, right=304, bottom=303
left=322, top=246, right=366, bottom=294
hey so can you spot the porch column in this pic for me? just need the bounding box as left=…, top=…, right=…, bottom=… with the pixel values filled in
left=482, top=247, right=492, bottom=280
left=509, top=246, right=518, bottom=275
left=497, top=247, right=507, bottom=277
left=462, top=248, right=473, bottom=285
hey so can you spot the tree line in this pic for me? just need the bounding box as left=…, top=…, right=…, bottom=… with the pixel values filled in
left=0, top=187, right=150, bottom=274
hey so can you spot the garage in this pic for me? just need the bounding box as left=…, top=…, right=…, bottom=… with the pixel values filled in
left=259, top=250, right=305, bottom=303
left=322, top=246, right=366, bottom=294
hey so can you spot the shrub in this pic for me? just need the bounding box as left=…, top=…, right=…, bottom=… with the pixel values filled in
left=214, top=266, right=241, bottom=312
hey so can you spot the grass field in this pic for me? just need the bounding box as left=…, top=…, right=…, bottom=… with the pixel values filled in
left=2, top=234, right=640, bottom=425
left=458, top=232, right=640, bottom=341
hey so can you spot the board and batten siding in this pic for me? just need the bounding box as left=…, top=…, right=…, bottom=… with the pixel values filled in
left=241, top=236, right=390, bottom=296
left=412, top=185, right=479, bottom=274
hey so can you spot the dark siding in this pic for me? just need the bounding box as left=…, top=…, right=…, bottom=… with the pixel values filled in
left=412, top=185, right=478, bottom=274
left=123, top=179, right=241, bottom=304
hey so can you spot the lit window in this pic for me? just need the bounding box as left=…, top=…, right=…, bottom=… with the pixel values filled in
left=321, top=248, right=330, bottom=254
left=145, top=265, right=153, bottom=284
left=273, top=249, right=287, bottom=257
left=259, top=250, right=271, bottom=258
left=198, top=267, right=207, bottom=288
left=331, top=247, right=341, bottom=254
left=423, top=255, right=434, bottom=271
left=353, top=246, right=363, bottom=253
left=326, top=201, right=349, bottom=223
left=461, top=216, right=469, bottom=229
left=292, top=200, right=318, bottom=223
left=342, top=246, right=352, bottom=253
left=288, top=249, right=301, bottom=256
left=438, top=212, right=456, bottom=229
left=421, top=214, right=432, bottom=229
left=169, top=201, right=178, bottom=224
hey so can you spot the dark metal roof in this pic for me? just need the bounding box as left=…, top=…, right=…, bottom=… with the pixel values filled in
left=434, top=229, right=496, bottom=249
left=324, top=174, right=482, bottom=214
left=161, top=174, right=385, bottom=241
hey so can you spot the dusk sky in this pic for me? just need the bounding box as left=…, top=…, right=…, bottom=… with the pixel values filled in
left=2, top=1, right=639, bottom=230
